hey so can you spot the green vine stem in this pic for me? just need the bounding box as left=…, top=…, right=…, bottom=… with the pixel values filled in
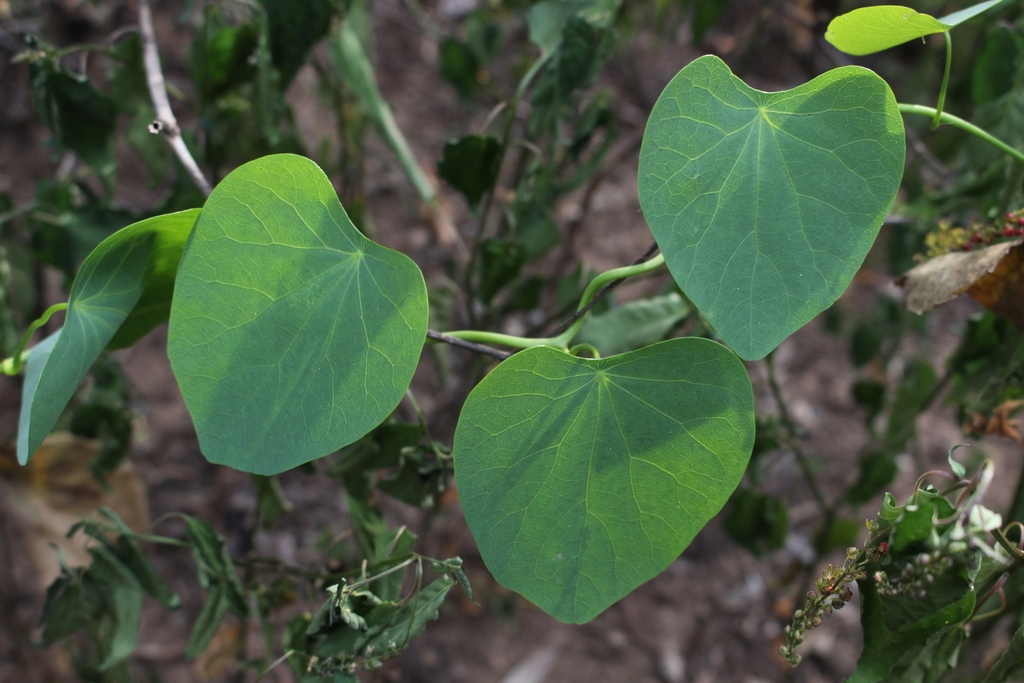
left=568, top=343, right=601, bottom=359
left=0, top=302, right=67, bottom=376
left=444, top=253, right=667, bottom=352
left=931, top=32, right=952, bottom=131
left=898, top=104, right=1024, bottom=165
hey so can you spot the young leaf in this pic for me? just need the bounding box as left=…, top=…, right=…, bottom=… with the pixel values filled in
left=947, top=444, right=968, bottom=479
left=439, top=38, right=481, bottom=100
left=526, top=0, right=619, bottom=56
left=824, top=6, right=948, bottom=56
left=40, top=571, right=101, bottom=645
left=186, top=586, right=231, bottom=660
left=573, top=292, right=690, bottom=356
left=437, top=135, right=501, bottom=210
left=723, top=487, right=789, bottom=556
left=86, top=546, right=145, bottom=670
left=453, top=338, right=754, bottom=623
left=362, top=575, right=454, bottom=653
left=316, top=576, right=455, bottom=659
left=825, top=1, right=1005, bottom=56
left=185, top=517, right=247, bottom=616
left=638, top=55, right=904, bottom=360
left=27, top=38, right=118, bottom=172
left=257, top=0, right=334, bottom=86
left=479, top=239, right=527, bottom=303
left=17, top=209, right=200, bottom=465
left=168, top=154, right=428, bottom=474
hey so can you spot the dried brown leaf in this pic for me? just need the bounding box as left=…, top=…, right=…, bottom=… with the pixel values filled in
left=0, top=433, right=148, bottom=588
left=897, top=239, right=1024, bottom=317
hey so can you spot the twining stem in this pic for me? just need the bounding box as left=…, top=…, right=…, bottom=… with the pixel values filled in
left=899, top=104, right=1024, bottom=165
left=443, top=253, right=667, bottom=352
left=548, top=242, right=661, bottom=337
left=465, top=57, right=548, bottom=324
left=425, top=330, right=512, bottom=360
left=569, top=343, right=601, bottom=359
left=339, top=556, right=418, bottom=593
left=559, top=253, right=667, bottom=345
left=0, top=302, right=67, bottom=376
left=764, top=353, right=829, bottom=515
left=138, top=0, right=212, bottom=197
left=931, top=32, right=952, bottom=131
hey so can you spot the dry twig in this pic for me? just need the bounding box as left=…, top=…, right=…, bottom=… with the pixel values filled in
left=138, top=0, right=212, bottom=197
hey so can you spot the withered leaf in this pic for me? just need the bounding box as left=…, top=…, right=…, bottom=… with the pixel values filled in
left=898, top=239, right=1024, bottom=328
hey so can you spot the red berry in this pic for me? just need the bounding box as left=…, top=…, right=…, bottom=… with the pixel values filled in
left=961, top=242, right=972, bottom=251
left=1006, top=226, right=1016, bottom=237
left=971, top=233, right=983, bottom=243
left=1017, top=217, right=1024, bottom=225
left=879, top=542, right=889, bottom=555
left=1016, top=227, right=1024, bottom=237
left=1006, top=213, right=1015, bottom=220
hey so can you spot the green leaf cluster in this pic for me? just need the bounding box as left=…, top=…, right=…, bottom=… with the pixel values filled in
left=38, top=510, right=180, bottom=673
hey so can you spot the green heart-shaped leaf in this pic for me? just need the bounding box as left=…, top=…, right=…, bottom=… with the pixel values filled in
left=18, top=209, right=200, bottom=464
left=638, top=56, right=904, bottom=360
left=453, top=338, right=754, bottom=623
left=825, top=1, right=1005, bottom=56
left=168, top=154, right=428, bottom=475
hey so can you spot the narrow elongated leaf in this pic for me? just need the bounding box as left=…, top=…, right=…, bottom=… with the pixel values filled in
left=328, top=21, right=435, bottom=203
left=17, top=209, right=200, bottom=465
left=185, top=517, right=247, bottom=615
left=638, top=56, right=904, bottom=360
left=454, top=338, right=754, bottom=623
left=168, top=154, right=428, bottom=474
left=186, top=586, right=231, bottom=660
left=938, top=0, right=1007, bottom=29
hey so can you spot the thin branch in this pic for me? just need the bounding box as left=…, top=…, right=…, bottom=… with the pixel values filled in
left=138, top=0, right=212, bottom=197
left=765, top=353, right=829, bottom=515
left=546, top=242, right=660, bottom=338
left=426, top=329, right=512, bottom=360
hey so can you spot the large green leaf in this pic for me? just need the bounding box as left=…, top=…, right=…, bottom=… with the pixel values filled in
left=17, top=209, right=200, bottom=464
left=824, top=1, right=1005, bottom=56
left=453, top=338, right=754, bottom=623
left=168, top=154, right=428, bottom=475
left=638, top=56, right=904, bottom=360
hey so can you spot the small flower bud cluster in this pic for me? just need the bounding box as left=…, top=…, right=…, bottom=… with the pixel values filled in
left=920, top=209, right=1024, bottom=259
left=874, top=550, right=957, bottom=597
left=780, top=544, right=886, bottom=666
